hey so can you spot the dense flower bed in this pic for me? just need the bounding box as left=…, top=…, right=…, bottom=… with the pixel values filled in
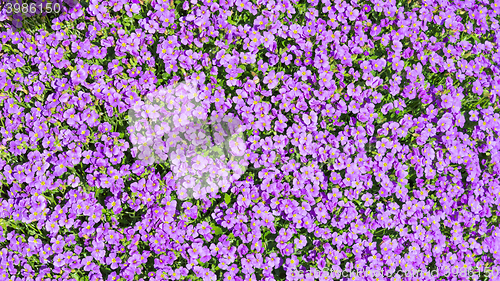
left=1, top=0, right=500, bottom=280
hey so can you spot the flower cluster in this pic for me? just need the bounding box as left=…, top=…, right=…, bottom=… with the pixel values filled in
left=127, top=81, right=248, bottom=200
left=0, top=0, right=500, bottom=280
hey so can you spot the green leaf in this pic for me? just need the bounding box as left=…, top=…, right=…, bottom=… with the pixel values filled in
left=213, top=226, right=222, bottom=235
left=224, top=193, right=231, bottom=205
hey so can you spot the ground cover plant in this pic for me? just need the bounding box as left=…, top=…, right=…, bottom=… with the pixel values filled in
left=0, top=0, right=500, bottom=280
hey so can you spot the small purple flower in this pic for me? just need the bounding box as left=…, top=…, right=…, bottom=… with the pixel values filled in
left=192, top=154, right=208, bottom=170
left=229, top=137, right=246, bottom=156
left=124, top=3, right=141, bottom=17
left=345, top=6, right=359, bottom=21
left=106, top=252, right=121, bottom=270
left=437, top=117, right=452, bottom=131
left=53, top=254, right=66, bottom=268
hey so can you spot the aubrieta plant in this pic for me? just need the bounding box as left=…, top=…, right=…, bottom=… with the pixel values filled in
left=0, top=0, right=500, bottom=280
left=127, top=81, right=248, bottom=200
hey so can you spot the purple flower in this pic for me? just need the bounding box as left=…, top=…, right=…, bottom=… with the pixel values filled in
left=345, top=6, right=359, bottom=21
left=437, top=117, right=452, bottom=131
left=263, top=70, right=279, bottom=89
left=106, top=252, right=122, bottom=270
left=124, top=3, right=141, bottom=17
left=53, top=254, right=66, bottom=268
left=228, top=137, right=246, bottom=156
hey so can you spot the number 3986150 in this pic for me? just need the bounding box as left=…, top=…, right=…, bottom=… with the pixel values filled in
left=3, top=2, right=61, bottom=14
